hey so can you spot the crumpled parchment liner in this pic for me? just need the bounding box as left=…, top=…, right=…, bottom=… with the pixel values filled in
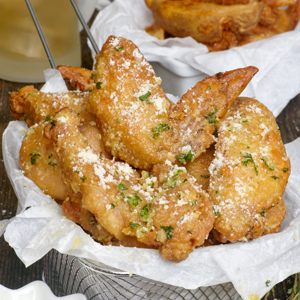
left=1, top=69, right=300, bottom=300
left=89, top=0, right=300, bottom=117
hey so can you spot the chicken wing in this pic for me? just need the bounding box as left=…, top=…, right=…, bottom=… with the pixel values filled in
left=208, top=97, right=290, bottom=243
left=57, top=65, right=95, bottom=92
left=90, top=35, right=258, bottom=170
left=44, top=107, right=214, bottom=262
left=148, top=0, right=265, bottom=44
left=10, top=86, right=96, bottom=127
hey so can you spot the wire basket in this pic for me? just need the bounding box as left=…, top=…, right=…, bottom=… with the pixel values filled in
left=43, top=249, right=242, bottom=300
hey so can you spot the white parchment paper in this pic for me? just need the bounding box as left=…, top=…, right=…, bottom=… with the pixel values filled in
left=89, top=0, right=300, bottom=117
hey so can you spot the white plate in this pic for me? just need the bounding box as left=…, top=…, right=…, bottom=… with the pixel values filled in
left=0, top=281, right=87, bottom=300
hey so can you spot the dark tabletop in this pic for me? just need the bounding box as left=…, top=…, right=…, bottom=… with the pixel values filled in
left=0, top=9, right=300, bottom=300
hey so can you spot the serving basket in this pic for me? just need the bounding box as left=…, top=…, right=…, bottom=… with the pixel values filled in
left=43, top=249, right=242, bottom=300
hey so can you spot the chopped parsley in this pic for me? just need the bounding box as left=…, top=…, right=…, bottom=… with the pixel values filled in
left=116, top=118, right=120, bottom=123
left=89, top=218, right=95, bottom=225
left=187, top=230, right=192, bottom=234
left=204, top=108, right=219, bottom=125
left=139, top=91, right=153, bottom=104
left=160, top=225, right=174, bottom=241
left=200, top=175, right=210, bottom=178
left=242, top=152, right=258, bottom=175
left=217, top=72, right=222, bottom=78
left=50, top=118, right=57, bottom=130
left=141, top=203, right=151, bottom=219
left=151, top=123, right=172, bottom=139
left=111, top=203, right=116, bottom=209
left=118, top=183, right=128, bottom=190
left=91, top=73, right=95, bottom=79
left=45, top=115, right=51, bottom=121
left=96, top=81, right=102, bottom=89
left=30, top=151, right=40, bottom=165
left=265, top=280, right=270, bottom=287
left=213, top=207, right=220, bottom=217
left=207, top=86, right=211, bottom=90
left=99, top=154, right=103, bottom=160
left=261, top=157, right=274, bottom=171
left=85, top=89, right=92, bottom=92
left=75, top=170, right=80, bottom=174
left=114, top=46, right=124, bottom=51
left=48, top=154, right=53, bottom=159
left=175, top=150, right=194, bottom=164
left=132, top=193, right=142, bottom=207
left=48, top=161, right=57, bottom=167
left=80, top=176, right=87, bottom=182
left=129, top=222, right=140, bottom=229
left=189, top=200, right=197, bottom=206
left=260, top=209, right=266, bottom=216
left=271, top=176, right=280, bottom=180
left=183, top=178, right=188, bottom=183
left=283, top=168, right=289, bottom=172
left=241, top=119, right=249, bottom=123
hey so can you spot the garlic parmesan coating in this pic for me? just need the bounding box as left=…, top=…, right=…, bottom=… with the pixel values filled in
left=44, top=108, right=214, bottom=262
left=90, top=35, right=258, bottom=170
left=208, top=97, right=290, bottom=243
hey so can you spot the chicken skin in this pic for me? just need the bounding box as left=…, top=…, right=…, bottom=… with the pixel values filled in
left=44, top=108, right=214, bottom=262
left=90, top=35, right=258, bottom=170
left=208, top=97, right=290, bottom=243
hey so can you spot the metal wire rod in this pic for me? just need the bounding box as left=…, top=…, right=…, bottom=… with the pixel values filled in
left=69, top=0, right=100, bottom=54
left=24, top=0, right=57, bottom=69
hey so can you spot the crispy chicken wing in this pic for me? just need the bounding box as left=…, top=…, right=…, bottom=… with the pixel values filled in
left=44, top=108, right=214, bottom=262
left=90, top=35, right=257, bottom=170
left=57, top=65, right=95, bottom=92
left=10, top=86, right=96, bottom=127
left=148, top=0, right=265, bottom=44
left=208, top=97, right=290, bottom=243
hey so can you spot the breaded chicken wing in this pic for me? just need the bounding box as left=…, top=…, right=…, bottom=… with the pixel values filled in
left=10, top=86, right=95, bottom=127
left=208, top=97, right=290, bottom=243
left=44, top=108, right=214, bottom=262
left=148, top=0, right=265, bottom=45
left=57, top=65, right=95, bottom=92
left=90, top=35, right=257, bottom=170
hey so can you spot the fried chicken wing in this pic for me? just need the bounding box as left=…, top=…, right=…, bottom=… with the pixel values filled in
left=10, top=86, right=96, bottom=127
left=90, top=35, right=257, bottom=170
left=44, top=108, right=214, bottom=262
left=19, top=123, right=67, bottom=201
left=149, top=0, right=265, bottom=45
left=57, top=65, right=95, bottom=92
left=208, top=97, right=290, bottom=243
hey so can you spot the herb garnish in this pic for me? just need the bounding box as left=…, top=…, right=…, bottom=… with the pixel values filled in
left=50, top=118, right=57, bottom=130
left=114, top=46, right=124, bottom=51
left=91, top=73, right=95, bottom=79
left=261, top=157, right=274, bottom=171
left=151, top=123, right=172, bottom=139
left=204, top=108, right=219, bottom=125
left=265, top=280, right=270, bottom=287
left=118, top=183, right=128, bottom=190
left=80, top=176, right=87, bottom=182
left=45, top=115, right=51, bottom=121
left=96, top=81, right=102, bottom=89
left=141, top=204, right=151, bottom=219
left=260, top=209, right=266, bottom=216
left=271, top=176, right=280, bottom=180
left=213, top=207, right=220, bottom=217
left=132, top=193, right=142, bottom=207
left=283, top=168, right=289, bottom=172
left=30, top=151, right=40, bottom=165
left=129, top=222, right=140, bottom=229
left=242, top=152, right=258, bottom=175
left=200, top=175, right=210, bottom=178
left=139, top=91, right=152, bottom=104
left=48, top=161, right=57, bottom=167
left=175, top=150, right=194, bottom=164
left=160, top=225, right=174, bottom=241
